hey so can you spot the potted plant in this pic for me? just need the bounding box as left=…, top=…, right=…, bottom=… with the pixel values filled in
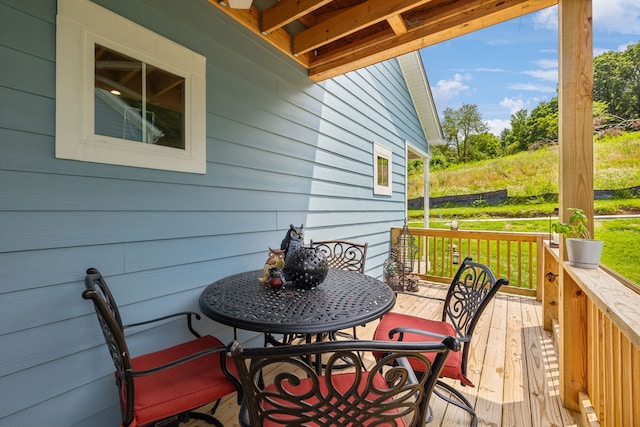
left=383, top=257, right=402, bottom=291
left=552, top=208, right=604, bottom=269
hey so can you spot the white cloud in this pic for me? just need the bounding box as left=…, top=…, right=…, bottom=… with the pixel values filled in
left=500, top=97, right=525, bottom=115
left=593, top=0, right=640, bottom=35
left=507, top=82, right=556, bottom=93
left=431, top=73, right=472, bottom=107
left=533, top=8, right=557, bottom=31
left=593, top=47, right=608, bottom=57
left=475, top=67, right=506, bottom=73
left=534, top=58, right=558, bottom=69
left=485, top=119, right=511, bottom=136
left=534, top=1, right=640, bottom=35
left=522, top=69, right=558, bottom=81
left=617, top=42, right=633, bottom=51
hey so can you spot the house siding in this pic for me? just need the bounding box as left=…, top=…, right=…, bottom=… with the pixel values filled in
left=0, top=0, right=430, bottom=425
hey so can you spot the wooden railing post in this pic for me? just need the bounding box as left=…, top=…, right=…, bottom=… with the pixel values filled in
left=557, top=0, right=593, bottom=411
left=559, top=268, right=588, bottom=411
left=542, top=243, right=560, bottom=332
left=535, top=235, right=544, bottom=302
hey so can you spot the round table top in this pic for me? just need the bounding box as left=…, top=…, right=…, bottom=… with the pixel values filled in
left=199, top=269, right=395, bottom=334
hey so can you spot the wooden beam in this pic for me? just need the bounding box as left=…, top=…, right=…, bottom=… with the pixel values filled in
left=387, top=14, right=408, bottom=35
left=557, top=0, right=593, bottom=411
left=292, top=0, right=431, bottom=55
left=207, top=0, right=312, bottom=69
left=309, top=0, right=558, bottom=81
left=558, top=0, right=594, bottom=231
left=261, top=0, right=332, bottom=34
left=559, top=268, right=589, bottom=413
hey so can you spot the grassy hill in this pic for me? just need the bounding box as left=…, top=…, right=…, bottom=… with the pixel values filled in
left=409, top=131, right=640, bottom=200
left=407, top=131, right=640, bottom=284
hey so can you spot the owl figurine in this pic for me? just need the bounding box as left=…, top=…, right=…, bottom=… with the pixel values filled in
left=280, top=224, right=304, bottom=261
left=258, top=247, right=286, bottom=285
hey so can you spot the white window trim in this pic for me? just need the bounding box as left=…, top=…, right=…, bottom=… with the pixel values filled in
left=373, top=142, right=393, bottom=196
left=55, top=0, right=207, bottom=174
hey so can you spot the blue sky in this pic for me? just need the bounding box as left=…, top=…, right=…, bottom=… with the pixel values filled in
left=420, top=0, right=640, bottom=136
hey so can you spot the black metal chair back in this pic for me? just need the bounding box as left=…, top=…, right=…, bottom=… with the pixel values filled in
left=83, top=268, right=135, bottom=423
left=228, top=337, right=460, bottom=427
left=441, top=257, right=508, bottom=374
left=310, top=239, right=368, bottom=273
left=83, top=268, right=238, bottom=427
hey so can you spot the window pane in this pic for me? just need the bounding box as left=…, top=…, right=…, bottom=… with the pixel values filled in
left=377, top=156, right=389, bottom=186
left=94, top=45, right=185, bottom=149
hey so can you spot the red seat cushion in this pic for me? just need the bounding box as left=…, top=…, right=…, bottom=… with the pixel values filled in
left=122, top=335, right=237, bottom=427
left=374, top=312, right=473, bottom=387
left=261, top=371, right=406, bottom=426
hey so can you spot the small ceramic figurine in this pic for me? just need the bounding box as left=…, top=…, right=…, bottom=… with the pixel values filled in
left=258, top=247, right=286, bottom=285
left=280, top=224, right=304, bottom=261
left=267, top=268, right=285, bottom=289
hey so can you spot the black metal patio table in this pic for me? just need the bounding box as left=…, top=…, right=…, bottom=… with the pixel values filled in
left=199, top=269, right=395, bottom=336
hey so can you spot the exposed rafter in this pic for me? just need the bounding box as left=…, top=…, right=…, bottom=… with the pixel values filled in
left=208, top=0, right=558, bottom=81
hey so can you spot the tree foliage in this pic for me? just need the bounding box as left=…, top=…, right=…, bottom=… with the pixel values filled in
left=441, top=103, right=489, bottom=163
left=437, top=41, right=640, bottom=168
left=594, top=42, right=640, bottom=119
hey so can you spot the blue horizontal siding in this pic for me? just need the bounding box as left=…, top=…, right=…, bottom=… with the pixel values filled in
left=0, top=0, right=429, bottom=424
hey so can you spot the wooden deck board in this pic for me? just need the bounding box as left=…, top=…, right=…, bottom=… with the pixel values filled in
left=185, top=282, right=579, bottom=427
left=476, top=293, right=508, bottom=427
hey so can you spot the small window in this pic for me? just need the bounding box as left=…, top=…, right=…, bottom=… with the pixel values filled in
left=56, top=0, right=206, bottom=173
left=94, top=45, right=185, bottom=149
left=373, top=143, right=393, bottom=195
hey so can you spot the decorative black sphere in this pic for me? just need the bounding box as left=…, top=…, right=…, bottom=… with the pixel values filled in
left=284, top=247, right=329, bottom=289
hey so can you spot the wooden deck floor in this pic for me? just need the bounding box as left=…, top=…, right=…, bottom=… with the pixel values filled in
left=187, top=282, right=580, bottom=426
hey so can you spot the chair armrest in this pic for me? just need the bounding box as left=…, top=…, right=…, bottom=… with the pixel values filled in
left=389, top=326, right=471, bottom=343
left=396, top=356, right=420, bottom=386
left=127, top=345, right=226, bottom=377
left=124, top=311, right=202, bottom=338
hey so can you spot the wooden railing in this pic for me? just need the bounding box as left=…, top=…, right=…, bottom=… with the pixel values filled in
left=543, top=242, right=640, bottom=426
left=390, top=227, right=546, bottom=298
left=392, top=228, right=640, bottom=425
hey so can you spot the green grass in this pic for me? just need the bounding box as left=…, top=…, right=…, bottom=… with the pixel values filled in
left=406, top=131, right=640, bottom=285
left=597, top=219, right=640, bottom=284
left=411, top=198, right=640, bottom=221
left=408, top=210, right=640, bottom=285
left=409, top=131, right=640, bottom=199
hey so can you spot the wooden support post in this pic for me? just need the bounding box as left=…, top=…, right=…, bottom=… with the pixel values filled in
left=542, top=243, right=559, bottom=332
left=557, top=0, right=593, bottom=411
left=560, top=268, right=588, bottom=411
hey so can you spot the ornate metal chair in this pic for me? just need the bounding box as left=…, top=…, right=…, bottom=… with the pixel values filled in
left=308, top=239, right=369, bottom=342
left=82, top=268, right=240, bottom=427
left=373, top=257, right=508, bottom=426
left=228, top=337, right=460, bottom=427
left=309, top=239, right=368, bottom=273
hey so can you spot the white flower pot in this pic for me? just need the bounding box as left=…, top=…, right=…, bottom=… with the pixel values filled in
left=566, top=238, right=604, bottom=269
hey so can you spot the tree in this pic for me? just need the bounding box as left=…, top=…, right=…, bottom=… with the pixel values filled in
left=441, top=104, right=488, bottom=163
left=467, top=132, right=502, bottom=160
left=593, top=41, right=640, bottom=119
left=504, top=109, right=529, bottom=153
left=528, top=97, right=558, bottom=145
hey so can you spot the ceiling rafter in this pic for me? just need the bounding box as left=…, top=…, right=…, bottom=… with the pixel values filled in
left=309, top=0, right=559, bottom=79
left=387, top=15, right=408, bottom=35
left=292, top=0, right=433, bottom=55
left=208, top=0, right=559, bottom=81
left=261, top=0, right=333, bottom=34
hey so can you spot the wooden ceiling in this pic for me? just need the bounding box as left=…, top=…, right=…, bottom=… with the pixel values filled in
left=208, top=0, right=558, bottom=81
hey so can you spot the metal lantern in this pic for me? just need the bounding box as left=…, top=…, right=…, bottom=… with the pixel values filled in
left=406, top=274, right=419, bottom=292
left=385, top=219, right=420, bottom=292
left=284, top=247, right=329, bottom=290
